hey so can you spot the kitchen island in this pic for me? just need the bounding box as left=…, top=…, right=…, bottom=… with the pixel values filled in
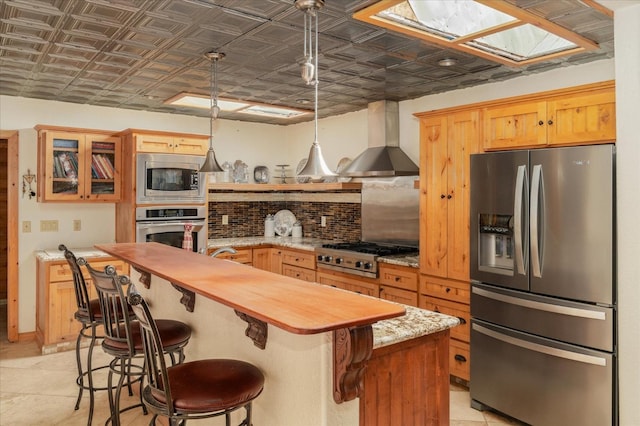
left=95, top=242, right=459, bottom=426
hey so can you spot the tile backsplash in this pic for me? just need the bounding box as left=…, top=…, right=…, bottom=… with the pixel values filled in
left=207, top=201, right=361, bottom=242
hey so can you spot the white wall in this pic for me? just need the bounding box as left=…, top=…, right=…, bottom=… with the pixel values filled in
left=609, top=2, right=640, bottom=425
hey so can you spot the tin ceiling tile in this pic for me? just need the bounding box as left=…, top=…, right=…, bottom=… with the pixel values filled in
left=0, top=0, right=615, bottom=125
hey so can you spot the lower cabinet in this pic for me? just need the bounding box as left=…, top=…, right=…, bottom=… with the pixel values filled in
left=36, top=255, right=129, bottom=352
left=316, top=270, right=379, bottom=297
left=207, top=247, right=253, bottom=265
left=419, top=274, right=471, bottom=382
left=379, top=263, right=418, bottom=307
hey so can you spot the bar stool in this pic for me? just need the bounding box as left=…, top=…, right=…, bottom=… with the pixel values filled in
left=126, top=286, right=265, bottom=426
left=79, top=258, right=192, bottom=426
left=59, top=244, right=109, bottom=426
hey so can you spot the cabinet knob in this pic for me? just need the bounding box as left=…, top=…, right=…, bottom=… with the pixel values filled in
left=538, top=120, right=544, bottom=126
left=440, top=194, right=445, bottom=199
left=447, top=194, right=452, bottom=199
left=395, top=276, right=401, bottom=282
left=445, top=287, right=451, bottom=293
left=454, top=354, right=467, bottom=363
left=548, top=120, right=554, bottom=125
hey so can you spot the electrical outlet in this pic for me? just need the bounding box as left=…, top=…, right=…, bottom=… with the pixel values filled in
left=22, top=221, right=31, bottom=233
left=222, top=215, right=229, bottom=225
left=321, top=216, right=327, bottom=227
left=73, top=220, right=81, bottom=231
left=40, top=220, right=59, bottom=232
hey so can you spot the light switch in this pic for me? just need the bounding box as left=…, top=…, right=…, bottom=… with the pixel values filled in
left=40, top=220, right=59, bottom=232
left=73, top=220, right=81, bottom=231
left=222, top=215, right=229, bottom=225
left=22, top=221, right=31, bottom=233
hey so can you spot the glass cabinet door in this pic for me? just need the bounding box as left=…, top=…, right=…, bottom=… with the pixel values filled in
left=47, top=134, right=82, bottom=199
left=87, top=135, right=121, bottom=200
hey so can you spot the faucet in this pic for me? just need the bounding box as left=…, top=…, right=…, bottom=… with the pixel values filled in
left=210, top=247, right=237, bottom=257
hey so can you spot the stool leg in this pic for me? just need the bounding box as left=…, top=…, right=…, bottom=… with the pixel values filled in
left=74, top=326, right=84, bottom=411
left=112, top=357, right=128, bottom=426
left=85, top=324, right=98, bottom=425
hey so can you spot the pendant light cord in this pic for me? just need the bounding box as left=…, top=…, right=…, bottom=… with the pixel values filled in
left=313, top=10, right=318, bottom=145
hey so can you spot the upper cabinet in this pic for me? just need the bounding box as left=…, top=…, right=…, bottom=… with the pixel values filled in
left=128, top=130, right=208, bottom=155
left=36, top=126, right=122, bottom=202
left=418, top=110, right=481, bottom=282
left=484, top=81, right=615, bottom=150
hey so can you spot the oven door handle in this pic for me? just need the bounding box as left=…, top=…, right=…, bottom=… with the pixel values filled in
left=136, top=221, right=204, bottom=229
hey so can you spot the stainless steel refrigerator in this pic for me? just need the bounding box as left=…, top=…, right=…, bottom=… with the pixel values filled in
left=469, top=144, right=617, bottom=426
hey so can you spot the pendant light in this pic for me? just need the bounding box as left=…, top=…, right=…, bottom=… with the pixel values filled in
left=199, top=51, right=225, bottom=173
left=295, top=0, right=336, bottom=179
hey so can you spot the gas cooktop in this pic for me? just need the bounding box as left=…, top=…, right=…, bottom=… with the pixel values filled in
left=320, top=242, right=418, bottom=257
left=316, top=241, right=418, bottom=278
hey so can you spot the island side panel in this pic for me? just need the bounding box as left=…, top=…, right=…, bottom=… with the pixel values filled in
left=131, top=269, right=359, bottom=426
left=360, top=330, right=450, bottom=426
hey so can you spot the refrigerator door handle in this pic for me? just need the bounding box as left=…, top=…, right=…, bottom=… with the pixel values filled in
left=472, top=286, right=607, bottom=320
left=472, top=323, right=607, bottom=366
left=514, top=165, right=528, bottom=275
left=530, top=164, right=543, bottom=278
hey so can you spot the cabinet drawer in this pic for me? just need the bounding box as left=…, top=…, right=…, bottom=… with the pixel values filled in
left=420, top=275, right=470, bottom=304
left=281, top=249, right=315, bottom=270
left=282, top=264, right=316, bottom=283
left=213, top=248, right=252, bottom=264
left=419, top=296, right=470, bottom=342
left=379, top=285, right=417, bottom=307
left=379, top=264, right=418, bottom=292
left=49, top=259, right=127, bottom=282
left=316, top=271, right=379, bottom=297
left=450, top=339, right=470, bottom=381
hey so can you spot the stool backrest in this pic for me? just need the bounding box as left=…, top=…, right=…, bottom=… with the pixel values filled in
left=79, top=258, right=135, bottom=356
left=59, top=244, right=94, bottom=322
left=127, top=287, right=175, bottom=413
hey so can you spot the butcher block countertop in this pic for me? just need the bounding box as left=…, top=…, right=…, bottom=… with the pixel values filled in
left=95, top=242, right=406, bottom=335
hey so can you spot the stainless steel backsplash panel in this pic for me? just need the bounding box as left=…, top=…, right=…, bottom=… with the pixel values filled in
left=361, top=176, right=419, bottom=247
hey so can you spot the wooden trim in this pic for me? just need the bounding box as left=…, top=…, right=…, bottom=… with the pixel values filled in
left=208, top=182, right=362, bottom=192
left=33, top=124, right=117, bottom=136
left=117, top=128, right=208, bottom=139
left=4, top=130, right=19, bottom=342
left=581, top=0, right=614, bottom=18
left=18, top=332, right=36, bottom=342
left=413, top=80, right=615, bottom=118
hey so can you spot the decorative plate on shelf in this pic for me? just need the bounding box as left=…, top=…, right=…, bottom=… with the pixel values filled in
left=295, top=158, right=310, bottom=183
left=274, top=209, right=297, bottom=236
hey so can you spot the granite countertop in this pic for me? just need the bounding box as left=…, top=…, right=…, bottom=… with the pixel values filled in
left=372, top=304, right=459, bottom=349
left=208, top=237, right=420, bottom=268
left=34, top=247, right=114, bottom=261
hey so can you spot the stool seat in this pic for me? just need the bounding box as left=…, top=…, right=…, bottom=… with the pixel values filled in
left=102, top=319, right=191, bottom=353
left=152, top=359, right=265, bottom=412
left=74, top=299, right=102, bottom=322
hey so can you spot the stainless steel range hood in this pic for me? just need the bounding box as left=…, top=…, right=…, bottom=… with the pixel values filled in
left=341, top=100, right=419, bottom=177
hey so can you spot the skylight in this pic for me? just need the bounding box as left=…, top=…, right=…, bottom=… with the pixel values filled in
left=165, top=93, right=310, bottom=120
left=353, top=0, right=598, bottom=66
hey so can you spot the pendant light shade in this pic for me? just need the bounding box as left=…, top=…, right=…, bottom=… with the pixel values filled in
left=295, top=0, right=336, bottom=179
left=199, top=51, right=225, bottom=173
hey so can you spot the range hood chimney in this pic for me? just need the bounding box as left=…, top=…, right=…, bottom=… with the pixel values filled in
left=341, top=100, right=419, bottom=177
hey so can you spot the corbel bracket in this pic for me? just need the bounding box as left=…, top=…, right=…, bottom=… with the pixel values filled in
left=235, top=310, right=268, bottom=350
left=333, top=325, right=373, bottom=403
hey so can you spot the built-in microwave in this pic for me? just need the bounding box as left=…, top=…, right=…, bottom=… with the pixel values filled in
left=136, top=153, right=206, bottom=204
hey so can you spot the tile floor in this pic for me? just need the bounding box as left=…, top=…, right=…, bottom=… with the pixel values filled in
left=0, top=304, right=522, bottom=425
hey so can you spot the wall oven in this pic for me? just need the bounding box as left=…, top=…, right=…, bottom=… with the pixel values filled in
left=136, top=153, right=205, bottom=204
left=135, top=205, right=206, bottom=254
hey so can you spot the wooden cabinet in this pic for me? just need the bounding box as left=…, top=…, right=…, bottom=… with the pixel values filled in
left=281, top=249, right=315, bottom=282
left=36, top=255, right=128, bottom=352
left=316, top=270, right=379, bottom=297
left=484, top=82, right=615, bottom=150
left=419, top=110, right=481, bottom=282
left=378, top=263, right=418, bottom=306
left=207, top=247, right=253, bottom=265
left=36, top=126, right=122, bottom=202
left=131, top=131, right=208, bottom=155
left=417, top=108, right=479, bottom=382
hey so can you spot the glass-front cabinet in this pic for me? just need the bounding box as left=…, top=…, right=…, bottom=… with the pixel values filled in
left=36, top=126, right=122, bottom=202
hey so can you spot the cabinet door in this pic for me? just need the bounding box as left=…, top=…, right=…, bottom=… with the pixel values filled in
left=420, top=115, right=449, bottom=278
left=483, top=101, right=547, bottom=150
left=48, top=280, right=81, bottom=345
left=173, top=137, right=208, bottom=155
left=252, top=248, right=272, bottom=271
left=40, top=131, right=85, bottom=201
left=316, top=271, right=379, bottom=297
left=547, top=90, right=616, bottom=145
left=135, top=134, right=174, bottom=153
left=270, top=248, right=283, bottom=274
left=447, top=110, right=481, bottom=282
left=86, top=134, right=121, bottom=201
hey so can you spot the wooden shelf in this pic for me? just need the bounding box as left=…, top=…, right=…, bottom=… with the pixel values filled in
left=208, top=182, right=362, bottom=192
